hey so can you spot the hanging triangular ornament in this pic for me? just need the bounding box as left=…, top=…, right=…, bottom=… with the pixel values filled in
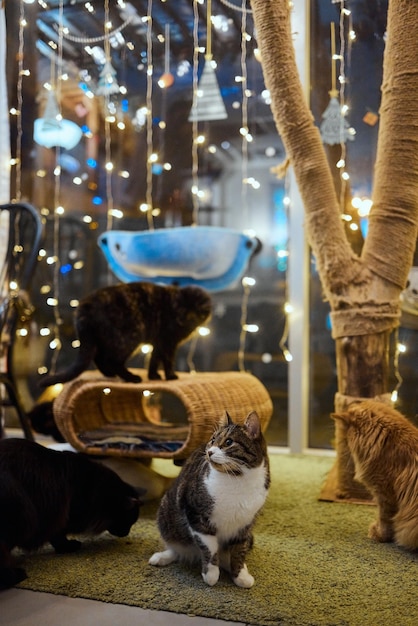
left=188, top=60, right=227, bottom=122
left=34, top=88, right=83, bottom=149
left=320, top=94, right=354, bottom=145
left=96, top=60, right=120, bottom=96
left=41, top=90, right=62, bottom=130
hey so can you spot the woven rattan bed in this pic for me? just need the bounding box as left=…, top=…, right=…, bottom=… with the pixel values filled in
left=52, top=369, right=273, bottom=462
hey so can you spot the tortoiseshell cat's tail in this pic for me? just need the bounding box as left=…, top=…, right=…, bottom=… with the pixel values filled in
left=38, top=342, right=95, bottom=388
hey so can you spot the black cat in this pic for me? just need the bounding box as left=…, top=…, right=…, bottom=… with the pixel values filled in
left=40, top=281, right=212, bottom=387
left=0, top=438, right=143, bottom=589
left=28, top=401, right=65, bottom=442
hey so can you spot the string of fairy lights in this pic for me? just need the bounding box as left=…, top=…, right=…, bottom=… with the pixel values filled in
left=190, top=0, right=200, bottom=226
left=11, top=2, right=26, bottom=202
left=37, top=0, right=244, bottom=376
left=47, top=0, right=65, bottom=375
left=236, top=0, right=256, bottom=372
left=7, top=1, right=409, bottom=404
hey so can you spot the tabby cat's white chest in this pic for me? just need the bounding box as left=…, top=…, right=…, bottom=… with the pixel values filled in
left=204, top=463, right=268, bottom=540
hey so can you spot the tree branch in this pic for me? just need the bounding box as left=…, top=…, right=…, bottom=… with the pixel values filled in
left=250, top=0, right=361, bottom=296
left=362, top=0, right=418, bottom=289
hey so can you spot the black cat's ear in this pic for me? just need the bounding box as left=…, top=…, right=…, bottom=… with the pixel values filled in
left=127, top=487, right=147, bottom=509
left=244, top=411, right=261, bottom=439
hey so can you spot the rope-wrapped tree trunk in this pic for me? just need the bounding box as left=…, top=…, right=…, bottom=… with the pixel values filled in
left=251, top=0, right=418, bottom=499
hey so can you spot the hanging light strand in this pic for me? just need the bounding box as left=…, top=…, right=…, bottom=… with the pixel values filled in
left=336, top=2, right=354, bottom=211
left=190, top=0, right=200, bottom=225
left=218, top=0, right=252, bottom=13
left=278, top=169, right=293, bottom=363
left=391, top=329, right=404, bottom=403
left=240, top=0, right=249, bottom=224
left=186, top=332, right=199, bottom=374
left=185, top=0, right=202, bottom=374
left=103, top=0, right=115, bottom=232
left=338, top=6, right=348, bottom=209
left=13, top=1, right=26, bottom=202
left=238, top=277, right=254, bottom=372
left=145, top=0, right=154, bottom=230
left=164, top=22, right=170, bottom=75
left=49, top=0, right=65, bottom=374
left=237, top=0, right=253, bottom=373
left=60, top=15, right=134, bottom=44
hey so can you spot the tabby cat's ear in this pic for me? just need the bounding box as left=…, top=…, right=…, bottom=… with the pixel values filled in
left=244, top=411, right=261, bottom=439
left=224, top=411, right=233, bottom=426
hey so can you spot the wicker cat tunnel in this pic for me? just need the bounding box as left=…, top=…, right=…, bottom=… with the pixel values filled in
left=52, top=369, right=273, bottom=462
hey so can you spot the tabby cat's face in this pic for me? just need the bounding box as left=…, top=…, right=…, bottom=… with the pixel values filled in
left=205, top=424, right=262, bottom=476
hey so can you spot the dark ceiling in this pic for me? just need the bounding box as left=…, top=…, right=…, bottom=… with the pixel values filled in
left=33, top=0, right=270, bottom=130
left=36, top=0, right=256, bottom=70
left=5, top=1, right=390, bottom=205
left=5, top=1, right=278, bottom=215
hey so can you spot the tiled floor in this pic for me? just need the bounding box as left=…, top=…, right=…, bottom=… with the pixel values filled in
left=0, top=588, right=246, bottom=626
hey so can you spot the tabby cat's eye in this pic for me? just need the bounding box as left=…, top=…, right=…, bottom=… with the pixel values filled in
left=225, top=438, right=233, bottom=446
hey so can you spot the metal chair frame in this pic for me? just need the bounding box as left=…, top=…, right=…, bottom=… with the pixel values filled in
left=0, top=202, right=42, bottom=439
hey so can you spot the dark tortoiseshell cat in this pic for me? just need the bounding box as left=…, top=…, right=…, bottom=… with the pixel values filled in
left=0, top=438, right=143, bottom=589
left=149, top=411, right=270, bottom=588
left=40, top=281, right=211, bottom=386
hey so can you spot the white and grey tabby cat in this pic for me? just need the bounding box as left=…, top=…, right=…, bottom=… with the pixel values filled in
left=149, top=410, right=270, bottom=588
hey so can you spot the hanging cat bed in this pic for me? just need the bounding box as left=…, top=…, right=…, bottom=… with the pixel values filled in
left=52, top=369, right=273, bottom=462
left=97, top=226, right=261, bottom=291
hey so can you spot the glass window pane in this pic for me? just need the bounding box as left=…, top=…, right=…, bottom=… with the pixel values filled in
left=308, top=1, right=388, bottom=448
left=5, top=0, right=289, bottom=446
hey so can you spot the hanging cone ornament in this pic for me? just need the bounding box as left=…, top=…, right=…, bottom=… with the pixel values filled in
left=96, top=60, right=120, bottom=95
left=320, top=23, right=354, bottom=145
left=188, top=60, right=227, bottom=122
left=189, top=0, right=226, bottom=122
left=39, top=89, right=61, bottom=130
left=34, top=89, right=82, bottom=149
left=320, top=90, right=354, bottom=145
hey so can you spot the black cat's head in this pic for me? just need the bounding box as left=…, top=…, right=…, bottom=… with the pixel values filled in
left=106, top=484, right=145, bottom=537
left=175, top=286, right=212, bottom=330
left=205, top=411, right=267, bottom=476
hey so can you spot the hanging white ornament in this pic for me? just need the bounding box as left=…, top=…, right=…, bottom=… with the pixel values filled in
left=96, top=60, right=120, bottom=95
left=320, top=92, right=354, bottom=145
left=188, top=60, right=227, bottom=122
left=319, top=22, right=354, bottom=146
left=34, top=89, right=83, bottom=150
left=188, top=0, right=227, bottom=122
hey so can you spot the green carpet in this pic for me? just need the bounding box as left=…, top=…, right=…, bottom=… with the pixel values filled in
left=17, top=454, right=418, bottom=626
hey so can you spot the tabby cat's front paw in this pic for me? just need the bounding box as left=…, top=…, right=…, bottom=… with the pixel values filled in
left=149, top=548, right=177, bottom=566
left=233, top=564, right=254, bottom=588
left=368, top=520, right=393, bottom=543
left=202, top=563, right=220, bottom=586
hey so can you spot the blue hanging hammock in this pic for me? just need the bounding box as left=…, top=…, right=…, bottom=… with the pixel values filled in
left=98, top=226, right=261, bottom=292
